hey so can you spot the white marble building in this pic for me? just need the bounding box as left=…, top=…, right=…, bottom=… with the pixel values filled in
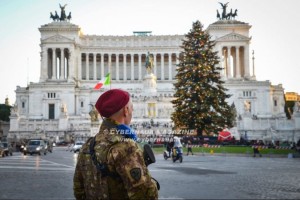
left=8, top=16, right=300, bottom=143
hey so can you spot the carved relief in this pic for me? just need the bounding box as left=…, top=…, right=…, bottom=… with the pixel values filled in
left=43, top=34, right=74, bottom=43
left=244, top=100, right=251, bottom=112
left=218, top=33, right=249, bottom=41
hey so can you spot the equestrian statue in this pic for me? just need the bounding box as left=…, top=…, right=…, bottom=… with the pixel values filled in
left=50, top=4, right=71, bottom=22
left=216, top=2, right=238, bottom=20
left=145, top=52, right=154, bottom=74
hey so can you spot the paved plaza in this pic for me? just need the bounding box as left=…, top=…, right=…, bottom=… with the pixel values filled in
left=154, top=153, right=300, bottom=199
left=0, top=147, right=299, bottom=199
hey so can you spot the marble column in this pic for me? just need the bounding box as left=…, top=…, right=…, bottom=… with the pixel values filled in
left=168, top=53, right=172, bottom=80
left=236, top=46, right=241, bottom=78
left=65, top=49, right=69, bottom=79
left=223, top=48, right=228, bottom=78
left=138, top=54, right=142, bottom=80
left=60, top=48, right=65, bottom=79
left=131, top=54, right=134, bottom=80
left=41, top=47, right=47, bottom=81
left=93, top=53, right=97, bottom=80
left=244, top=45, right=250, bottom=77
left=116, top=54, right=119, bottom=80
left=218, top=46, right=224, bottom=77
left=175, top=53, right=180, bottom=79
left=101, top=53, right=104, bottom=78
left=78, top=53, right=82, bottom=80
left=123, top=54, right=127, bottom=80
left=153, top=53, right=157, bottom=76
left=161, top=53, right=164, bottom=80
left=66, top=49, right=70, bottom=79
left=52, top=48, right=56, bottom=79
left=108, top=54, right=112, bottom=74
left=227, top=47, right=232, bottom=78
left=86, top=53, right=89, bottom=80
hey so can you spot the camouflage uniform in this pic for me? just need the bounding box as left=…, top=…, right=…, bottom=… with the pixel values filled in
left=73, top=119, right=158, bottom=199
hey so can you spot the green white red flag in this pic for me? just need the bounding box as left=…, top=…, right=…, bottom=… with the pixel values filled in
left=94, top=73, right=110, bottom=90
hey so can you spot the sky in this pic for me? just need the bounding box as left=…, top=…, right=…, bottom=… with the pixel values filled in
left=0, top=0, right=300, bottom=104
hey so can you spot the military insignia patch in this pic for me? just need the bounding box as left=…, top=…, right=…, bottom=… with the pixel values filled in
left=130, top=168, right=141, bottom=181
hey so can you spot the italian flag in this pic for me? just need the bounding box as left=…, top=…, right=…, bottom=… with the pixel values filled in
left=94, top=73, right=110, bottom=90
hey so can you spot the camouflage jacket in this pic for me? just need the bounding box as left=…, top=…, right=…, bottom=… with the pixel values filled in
left=73, top=119, right=158, bottom=200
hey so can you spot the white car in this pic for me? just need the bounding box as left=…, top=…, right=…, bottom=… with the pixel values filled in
left=71, top=141, right=84, bottom=153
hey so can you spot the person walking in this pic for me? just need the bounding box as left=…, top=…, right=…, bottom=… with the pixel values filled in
left=73, top=89, right=158, bottom=199
left=253, top=146, right=262, bottom=157
left=166, top=141, right=172, bottom=157
left=186, top=140, right=194, bottom=156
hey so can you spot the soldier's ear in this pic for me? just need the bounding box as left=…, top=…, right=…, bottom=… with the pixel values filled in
left=123, top=106, right=129, bottom=117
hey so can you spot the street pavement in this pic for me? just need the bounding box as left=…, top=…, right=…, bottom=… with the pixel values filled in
left=0, top=147, right=299, bottom=199
left=154, top=153, right=300, bottom=199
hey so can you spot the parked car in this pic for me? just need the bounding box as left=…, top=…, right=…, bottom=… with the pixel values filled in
left=1, top=142, right=13, bottom=156
left=55, top=141, right=69, bottom=146
left=71, top=141, right=84, bottom=153
left=23, top=139, right=47, bottom=156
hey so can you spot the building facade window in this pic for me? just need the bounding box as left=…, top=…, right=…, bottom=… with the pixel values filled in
left=49, top=104, right=55, bottom=119
left=243, top=91, right=252, bottom=97
left=48, top=93, right=56, bottom=98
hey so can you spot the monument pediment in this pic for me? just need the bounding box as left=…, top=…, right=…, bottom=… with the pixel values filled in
left=42, top=34, right=74, bottom=43
left=217, top=33, right=250, bottom=42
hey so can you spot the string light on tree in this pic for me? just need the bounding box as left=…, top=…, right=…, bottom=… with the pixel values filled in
left=171, top=20, right=235, bottom=135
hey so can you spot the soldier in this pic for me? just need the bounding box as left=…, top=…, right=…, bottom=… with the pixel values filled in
left=73, top=89, right=158, bottom=199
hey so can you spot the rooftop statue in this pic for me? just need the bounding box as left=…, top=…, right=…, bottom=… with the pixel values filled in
left=145, top=52, right=154, bottom=74
left=50, top=12, right=59, bottom=21
left=217, top=2, right=238, bottom=20
left=55, top=11, right=59, bottom=20
left=50, top=4, right=70, bottom=22
left=219, top=2, right=229, bottom=20
left=216, top=9, right=221, bottom=20
left=59, top=4, right=67, bottom=21
left=67, top=12, right=72, bottom=21
left=231, top=9, right=238, bottom=19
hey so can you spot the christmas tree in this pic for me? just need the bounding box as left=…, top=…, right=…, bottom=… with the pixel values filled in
left=171, top=20, right=235, bottom=135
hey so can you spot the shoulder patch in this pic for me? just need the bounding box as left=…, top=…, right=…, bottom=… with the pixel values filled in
left=130, top=168, right=141, bottom=181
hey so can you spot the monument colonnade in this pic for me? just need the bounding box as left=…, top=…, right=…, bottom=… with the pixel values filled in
left=43, top=46, right=251, bottom=82
left=43, top=47, right=71, bottom=80
left=78, top=51, right=181, bottom=81
left=217, top=44, right=250, bottom=79
left=44, top=47, right=181, bottom=82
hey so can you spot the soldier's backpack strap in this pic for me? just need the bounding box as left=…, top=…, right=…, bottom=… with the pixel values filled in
left=143, top=143, right=156, bottom=166
left=89, top=136, right=120, bottom=179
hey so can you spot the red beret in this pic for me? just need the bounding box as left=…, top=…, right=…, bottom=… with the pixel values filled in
left=95, top=89, right=130, bottom=118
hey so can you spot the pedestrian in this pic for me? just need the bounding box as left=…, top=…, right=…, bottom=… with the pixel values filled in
left=73, top=89, right=158, bottom=199
left=253, top=146, right=262, bottom=157
left=67, top=142, right=74, bottom=151
left=186, top=140, right=194, bottom=156
left=166, top=141, right=172, bottom=157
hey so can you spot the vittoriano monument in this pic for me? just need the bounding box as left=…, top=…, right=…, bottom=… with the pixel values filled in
left=217, top=2, right=238, bottom=20
left=50, top=4, right=72, bottom=21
